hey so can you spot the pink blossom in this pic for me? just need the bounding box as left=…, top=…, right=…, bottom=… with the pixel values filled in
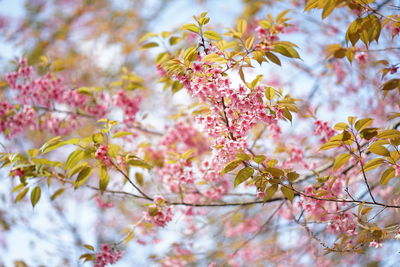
left=94, top=244, right=123, bottom=267
left=369, top=240, right=383, bottom=248
left=95, top=145, right=112, bottom=166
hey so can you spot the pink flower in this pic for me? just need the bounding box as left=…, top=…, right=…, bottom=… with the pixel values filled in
left=95, top=197, right=114, bottom=209
left=95, top=145, right=112, bottom=166
left=94, top=244, right=123, bottom=267
left=369, top=240, right=383, bottom=248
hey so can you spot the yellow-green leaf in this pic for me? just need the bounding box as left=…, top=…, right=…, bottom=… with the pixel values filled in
left=234, top=167, right=254, bottom=187
left=368, top=144, right=390, bottom=157
left=264, top=184, right=278, bottom=201
left=333, top=153, right=351, bottom=171
left=355, top=118, right=373, bottom=131
left=127, top=159, right=152, bottom=169
left=364, top=158, right=385, bottom=172
left=380, top=167, right=395, bottom=185
left=112, top=131, right=134, bottom=138
left=141, top=42, right=159, bottom=50
left=281, top=186, right=295, bottom=202
left=30, top=186, right=41, bottom=208
left=203, top=30, right=222, bottom=41
left=222, top=159, right=242, bottom=174
left=50, top=188, right=65, bottom=201
left=15, top=187, right=29, bottom=202
left=75, top=166, right=93, bottom=189
left=99, top=165, right=109, bottom=193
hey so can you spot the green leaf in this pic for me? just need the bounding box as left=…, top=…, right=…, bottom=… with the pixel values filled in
left=236, top=153, right=251, bottom=161
left=234, top=167, right=254, bottom=187
left=322, top=0, right=337, bottom=19
left=99, top=165, right=109, bottom=193
left=382, top=79, right=400, bottom=91
left=141, top=42, right=159, bottom=50
left=360, top=128, right=378, bottom=140
left=380, top=167, right=395, bottom=185
left=264, top=87, right=275, bottom=100
left=281, top=186, right=295, bottom=202
left=202, top=53, right=227, bottom=63
left=364, top=158, right=385, bottom=172
left=237, top=19, right=247, bottom=33
left=65, top=149, right=84, bottom=171
left=75, top=166, right=93, bottom=189
left=264, top=167, right=284, bottom=177
left=221, top=159, right=243, bottom=174
left=333, top=122, right=348, bottom=131
left=320, top=141, right=342, bottom=150
left=138, top=32, right=158, bottom=43
left=259, top=20, right=272, bottom=29
left=112, top=131, right=134, bottom=138
left=287, top=171, right=300, bottom=181
left=50, top=188, right=65, bottom=201
left=264, top=184, right=278, bottom=201
left=92, top=133, right=104, bottom=144
left=361, top=206, right=373, bottom=216
left=30, top=186, right=41, bottom=208
left=203, top=30, right=222, bottom=40
left=368, top=144, right=390, bottom=157
left=83, top=244, right=95, bottom=251
left=273, top=44, right=300, bottom=59
left=135, top=172, right=144, bottom=186
left=304, top=0, right=319, bottom=11
left=15, top=187, right=29, bottom=202
left=127, top=159, right=152, bottom=169
left=355, top=118, right=373, bottom=131
left=27, top=149, right=39, bottom=158
left=253, top=155, right=266, bottom=164
left=79, top=253, right=95, bottom=262
left=250, top=75, right=263, bottom=89
left=378, top=130, right=400, bottom=139
left=333, top=153, right=351, bottom=171
left=169, top=36, right=181, bottom=45
left=346, top=18, right=362, bottom=46
left=181, top=23, right=200, bottom=33
left=265, top=52, right=281, bottom=66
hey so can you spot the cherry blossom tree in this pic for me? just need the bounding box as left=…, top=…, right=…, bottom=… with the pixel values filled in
left=0, top=0, right=400, bottom=266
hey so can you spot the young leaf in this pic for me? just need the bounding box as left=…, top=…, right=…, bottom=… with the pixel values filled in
left=50, top=188, right=65, bottom=201
left=281, top=186, right=295, bottom=202
left=234, top=167, right=254, bottom=187
left=264, top=184, right=278, bottom=201
left=222, top=159, right=242, bottom=174
left=99, top=166, right=110, bottom=193
left=75, top=166, right=93, bottom=189
left=30, top=186, right=41, bottom=208
left=127, top=159, right=152, bottom=169
left=203, top=30, right=222, bottom=41
left=333, top=153, right=351, bottom=171
left=380, top=167, right=395, bottom=185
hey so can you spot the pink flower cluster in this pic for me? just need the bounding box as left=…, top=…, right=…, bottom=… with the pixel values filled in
left=369, top=240, right=383, bottom=248
left=94, top=244, right=123, bottom=267
left=313, top=120, right=335, bottom=143
left=158, top=159, right=195, bottom=193
left=299, top=185, right=357, bottom=237
left=225, top=216, right=261, bottom=237
left=95, top=197, right=114, bottom=209
left=114, top=90, right=143, bottom=125
left=2, top=59, right=112, bottom=138
left=95, top=145, right=112, bottom=166
left=173, top=59, right=278, bottom=165
left=144, top=196, right=173, bottom=227
left=160, top=122, right=209, bottom=154
left=0, top=102, right=35, bottom=138
left=327, top=213, right=357, bottom=236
